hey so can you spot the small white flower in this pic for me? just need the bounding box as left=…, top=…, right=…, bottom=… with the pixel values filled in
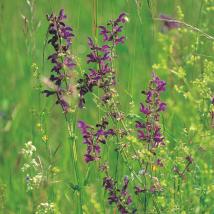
left=139, top=169, right=145, bottom=175
left=31, top=158, right=39, bottom=169
left=124, top=16, right=129, bottom=22
left=35, top=202, right=56, bottom=214
left=21, top=163, right=30, bottom=172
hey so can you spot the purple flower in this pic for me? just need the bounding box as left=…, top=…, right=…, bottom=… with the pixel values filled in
left=78, top=120, right=90, bottom=133
left=152, top=72, right=166, bottom=92
left=64, top=57, right=76, bottom=68
left=48, top=53, right=58, bottom=63
left=108, top=193, right=119, bottom=204
left=186, top=155, right=193, bottom=164
left=135, top=121, right=145, bottom=129
left=160, top=14, right=180, bottom=30
left=121, top=176, right=129, bottom=195
left=103, top=176, right=135, bottom=214
left=84, top=154, right=95, bottom=163
left=153, top=133, right=163, bottom=144
left=146, top=91, right=153, bottom=103
left=78, top=120, right=97, bottom=163
left=116, top=12, right=127, bottom=23
left=158, top=102, right=167, bottom=112
left=134, top=186, right=145, bottom=195
left=51, top=62, right=63, bottom=73
left=138, top=130, right=146, bottom=140
left=57, top=98, right=70, bottom=112
left=58, top=9, right=67, bottom=20
left=126, top=196, right=132, bottom=205
left=156, top=159, right=164, bottom=167
left=78, top=120, right=114, bottom=163
left=99, top=26, right=109, bottom=41
left=43, top=9, right=76, bottom=113
left=103, top=176, right=115, bottom=191
left=150, top=185, right=156, bottom=193
left=105, top=129, right=115, bottom=136
left=140, top=103, right=151, bottom=115
left=136, top=72, right=166, bottom=149
left=77, top=13, right=128, bottom=108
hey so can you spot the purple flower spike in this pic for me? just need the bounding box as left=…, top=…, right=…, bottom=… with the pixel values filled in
left=103, top=176, right=135, bottom=214
left=136, top=72, right=166, bottom=149
left=43, top=9, right=76, bottom=113
left=78, top=119, right=114, bottom=163
left=77, top=13, right=128, bottom=107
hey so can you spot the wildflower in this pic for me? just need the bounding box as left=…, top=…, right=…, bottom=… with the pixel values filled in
left=35, top=202, right=56, bottom=214
left=43, top=9, right=76, bottom=113
left=140, top=103, right=151, bottom=115
left=78, top=120, right=114, bottom=163
left=160, top=14, right=180, bottom=30
left=99, top=162, right=109, bottom=173
left=77, top=13, right=128, bottom=107
left=42, top=135, right=48, bottom=142
left=51, top=166, right=60, bottom=174
left=156, top=158, right=164, bottom=167
left=21, top=141, right=46, bottom=191
left=151, top=72, right=166, bottom=92
left=152, top=165, right=157, bottom=171
left=136, top=72, right=166, bottom=148
left=186, top=155, right=193, bottom=164
left=24, top=173, right=44, bottom=192
left=134, top=186, right=145, bottom=195
left=99, top=12, right=127, bottom=44
left=21, top=141, right=36, bottom=158
left=36, top=123, right=43, bottom=131
left=103, top=176, right=135, bottom=214
left=134, top=73, right=166, bottom=196
left=158, top=102, right=167, bottom=112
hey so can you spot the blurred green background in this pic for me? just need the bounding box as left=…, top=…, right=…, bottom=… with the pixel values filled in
left=0, top=0, right=213, bottom=213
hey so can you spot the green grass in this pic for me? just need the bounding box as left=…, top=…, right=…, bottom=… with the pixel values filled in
left=0, top=0, right=214, bottom=213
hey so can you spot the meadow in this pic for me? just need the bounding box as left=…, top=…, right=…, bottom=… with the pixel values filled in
left=0, top=0, right=214, bottom=213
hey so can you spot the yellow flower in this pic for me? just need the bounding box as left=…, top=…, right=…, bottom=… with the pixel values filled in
left=152, top=165, right=157, bottom=171
left=42, top=135, right=48, bottom=142
left=51, top=167, right=60, bottom=174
